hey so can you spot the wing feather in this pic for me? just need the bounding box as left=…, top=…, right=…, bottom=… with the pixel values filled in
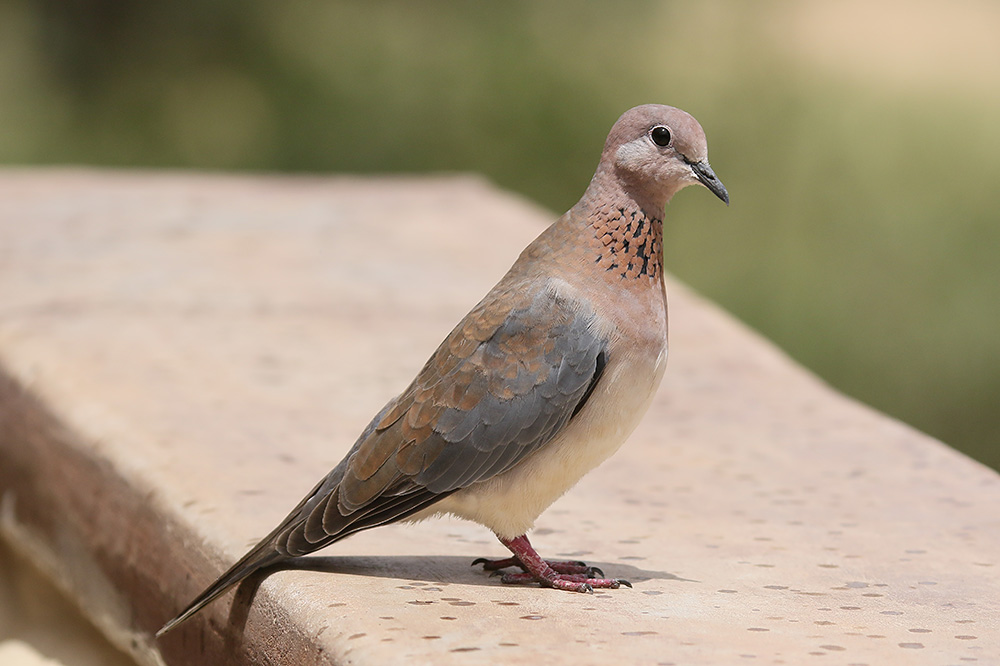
left=277, top=283, right=608, bottom=552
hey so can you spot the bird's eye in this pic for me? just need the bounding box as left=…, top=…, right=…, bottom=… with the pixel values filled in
left=650, top=126, right=672, bottom=147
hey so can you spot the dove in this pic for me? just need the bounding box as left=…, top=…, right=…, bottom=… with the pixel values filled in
left=157, top=103, right=728, bottom=637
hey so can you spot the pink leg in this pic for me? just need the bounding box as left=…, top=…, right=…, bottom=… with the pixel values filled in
left=473, top=534, right=630, bottom=592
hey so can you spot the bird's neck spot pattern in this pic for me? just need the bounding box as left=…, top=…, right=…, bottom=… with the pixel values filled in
left=592, top=206, right=663, bottom=281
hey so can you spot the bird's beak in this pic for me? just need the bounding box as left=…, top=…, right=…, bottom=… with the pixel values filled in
left=689, top=160, right=729, bottom=206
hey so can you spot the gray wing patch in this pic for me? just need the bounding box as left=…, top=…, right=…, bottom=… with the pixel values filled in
left=412, top=294, right=608, bottom=494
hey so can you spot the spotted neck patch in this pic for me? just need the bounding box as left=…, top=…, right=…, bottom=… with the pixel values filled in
left=592, top=207, right=663, bottom=280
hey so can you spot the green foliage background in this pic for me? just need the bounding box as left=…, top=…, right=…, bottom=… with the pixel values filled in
left=2, top=1, right=997, bottom=470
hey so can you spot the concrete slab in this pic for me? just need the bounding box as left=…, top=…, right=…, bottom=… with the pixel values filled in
left=0, top=169, right=997, bottom=665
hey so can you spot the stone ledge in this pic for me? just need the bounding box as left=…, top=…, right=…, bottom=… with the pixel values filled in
left=0, top=169, right=997, bottom=665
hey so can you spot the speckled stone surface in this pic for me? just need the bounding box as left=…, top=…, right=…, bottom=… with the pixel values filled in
left=0, top=170, right=997, bottom=666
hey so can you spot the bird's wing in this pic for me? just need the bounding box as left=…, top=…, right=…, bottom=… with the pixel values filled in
left=277, top=283, right=608, bottom=556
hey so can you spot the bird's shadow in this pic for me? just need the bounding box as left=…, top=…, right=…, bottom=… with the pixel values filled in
left=222, top=554, right=691, bottom=646
left=276, top=553, right=688, bottom=586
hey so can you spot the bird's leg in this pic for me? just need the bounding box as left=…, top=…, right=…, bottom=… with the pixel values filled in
left=473, top=534, right=630, bottom=592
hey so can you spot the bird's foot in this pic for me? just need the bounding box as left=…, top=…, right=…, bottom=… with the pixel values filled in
left=472, top=556, right=597, bottom=576
left=473, top=534, right=631, bottom=592
left=495, top=570, right=630, bottom=591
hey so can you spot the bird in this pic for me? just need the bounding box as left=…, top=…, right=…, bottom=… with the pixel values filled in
left=157, top=104, right=728, bottom=637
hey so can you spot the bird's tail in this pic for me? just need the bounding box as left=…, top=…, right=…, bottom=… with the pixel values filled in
left=156, top=472, right=343, bottom=638
left=155, top=539, right=284, bottom=638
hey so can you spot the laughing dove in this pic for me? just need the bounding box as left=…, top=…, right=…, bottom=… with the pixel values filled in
left=157, top=103, right=729, bottom=637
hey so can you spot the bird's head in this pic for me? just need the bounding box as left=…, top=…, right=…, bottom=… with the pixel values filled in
left=596, top=104, right=729, bottom=212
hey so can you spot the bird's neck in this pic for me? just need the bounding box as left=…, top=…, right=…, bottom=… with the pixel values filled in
left=572, top=189, right=664, bottom=283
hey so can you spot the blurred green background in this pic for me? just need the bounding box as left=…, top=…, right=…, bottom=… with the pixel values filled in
left=1, top=0, right=997, bottom=470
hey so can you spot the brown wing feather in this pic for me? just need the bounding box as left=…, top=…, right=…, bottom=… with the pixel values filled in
left=276, top=282, right=607, bottom=552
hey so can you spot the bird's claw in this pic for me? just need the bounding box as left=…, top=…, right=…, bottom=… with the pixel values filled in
left=475, top=538, right=630, bottom=593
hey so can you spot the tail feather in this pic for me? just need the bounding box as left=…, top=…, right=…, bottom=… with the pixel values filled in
left=155, top=541, right=284, bottom=637
left=156, top=473, right=340, bottom=637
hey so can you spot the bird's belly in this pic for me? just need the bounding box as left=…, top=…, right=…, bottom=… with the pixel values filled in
left=424, top=342, right=667, bottom=539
